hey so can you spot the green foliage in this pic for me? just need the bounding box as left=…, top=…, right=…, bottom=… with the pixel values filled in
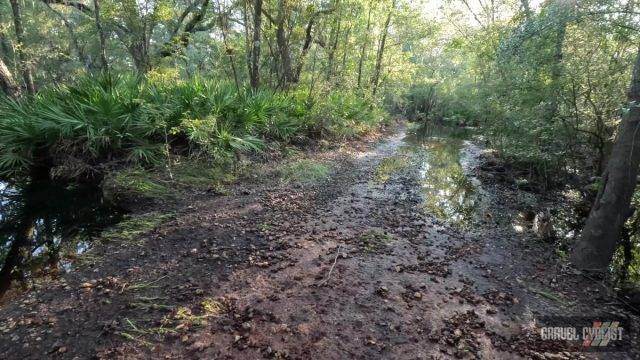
left=0, top=73, right=385, bottom=182
left=306, top=90, right=385, bottom=140
left=407, top=0, right=638, bottom=184
left=0, top=74, right=160, bottom=178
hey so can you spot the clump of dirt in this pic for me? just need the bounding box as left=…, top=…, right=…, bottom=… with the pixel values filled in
left=399, top=259, right=452, bottom=278
left=433, top=310, right=486, bottom=359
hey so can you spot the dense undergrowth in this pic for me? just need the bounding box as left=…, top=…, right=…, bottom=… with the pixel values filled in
left=0, top=73, right=387, bottom=184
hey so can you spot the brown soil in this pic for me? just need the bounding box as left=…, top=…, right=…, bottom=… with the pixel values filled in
left=0, top=122, right=638, bottom=359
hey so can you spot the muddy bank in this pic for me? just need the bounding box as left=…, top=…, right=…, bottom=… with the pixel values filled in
left=0, top=121, right=637, bottom=359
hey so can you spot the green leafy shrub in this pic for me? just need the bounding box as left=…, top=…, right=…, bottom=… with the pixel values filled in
left=0, top=74, right=161, bottom=179
left=0, top=74, right=386, bottom=183
left=306, top=90, right=385, bottom=140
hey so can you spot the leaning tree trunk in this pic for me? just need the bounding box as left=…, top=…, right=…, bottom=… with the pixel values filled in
left=0, top=57, right=21, bottom=98
left=9, top=0, right=35, bottom=95
left=521, top=0, right=531, bottom=19
left=43, top=2, right=90, bottom=70
left=371, top=1, right=393, bottom=96
left=570, top=48, right=640, bottom=271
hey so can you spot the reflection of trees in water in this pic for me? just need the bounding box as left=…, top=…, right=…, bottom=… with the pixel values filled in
left=410, top=129, right=480, bottom=228
left=0, top=181, right=122, bottom=297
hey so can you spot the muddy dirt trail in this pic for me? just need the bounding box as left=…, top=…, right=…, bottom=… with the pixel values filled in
left=1, top=123, right=638, bottom=359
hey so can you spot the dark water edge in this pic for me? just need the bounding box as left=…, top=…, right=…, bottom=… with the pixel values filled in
left=0, top=180, right=124, bottom=297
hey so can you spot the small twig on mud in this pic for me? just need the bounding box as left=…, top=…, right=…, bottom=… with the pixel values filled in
left=578, top=270, right=640, bottom=313
left=321, top=243, right=343, bottom=286
left=529, top=287, right=574, bottom=306
left=121, top=275, right=169, bottom=293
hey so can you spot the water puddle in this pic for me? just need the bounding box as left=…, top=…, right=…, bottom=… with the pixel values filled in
left=0, top=181, right=123, bottom=296
left=404, top=125, right=489, bottom=228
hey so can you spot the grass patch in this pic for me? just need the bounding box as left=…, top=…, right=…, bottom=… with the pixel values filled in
left=102, top=212, right=172, bottom=244
left=281, top=146, right=304, bottom=159
left=118, top=317, right=177, bottom=346
left=279, top=159, right=331, bottom=184
left=103, top=159, right=240, bottom=200
left=103, top=168, right=170, bottom=200
left=201, top=298, right=226, bottom=316
left=375, top=156, right=409, bottom=183
left=358, top=229, right=393, bottom=253
left=170, top=160, right=237, bottom=192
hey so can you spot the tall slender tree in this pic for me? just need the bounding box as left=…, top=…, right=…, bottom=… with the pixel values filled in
left=250, top=0, right=263, bottom=90
left=357, top=1, right=373, bottom=88
left=371, top=0, right=394, bottom=95
left=9, top=0, right=35, bottom=95
left=93, top=0, right=109, bottom=73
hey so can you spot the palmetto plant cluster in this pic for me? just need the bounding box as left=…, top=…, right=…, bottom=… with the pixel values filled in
left=0, top=74, right=383, bottom=183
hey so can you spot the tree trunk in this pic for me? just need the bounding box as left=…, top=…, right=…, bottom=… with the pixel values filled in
left=93, top=0, right=109, bottom=73
left=357, top=1, right=372, bottom=88
left=129, top=41, right=151, bottom=73
left=272, top=0, right=294, bottom=87
left=371, top=1, right=394, bottom=96
left=9, top=0, right=35, bottom=95
left=326, top=2, right=342, bottom=80
left=216, top=0, right=241, bottom=92
left=544, top=11, right=568, bottom=124
left=293, top=16, right=317, bottom=83
left=0, top=57, right=21, bottom=98
left=570, top=48, right=640, bottom=271
left=243, top=0, right=252, bottom=84
left=250, top=0, right=263, bottom=90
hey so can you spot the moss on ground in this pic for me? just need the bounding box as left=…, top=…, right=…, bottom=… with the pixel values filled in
left=102, top=212, right=173, bottom=244
left=103, top=168, right=170, bottom=200
left=359, top=229, right=393, bottom=253
left=103, top=158, right=240, bottom=200
left=375, top=156, right=409, bottom=183
left=171, top=160, right=237, bottom=189
left=279, top=159, right=331, bottom=184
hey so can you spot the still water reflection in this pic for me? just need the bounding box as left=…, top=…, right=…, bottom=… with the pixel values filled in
left=406, top=126, right=487, bottom=228
left=0, top=181, right=122, bottom=296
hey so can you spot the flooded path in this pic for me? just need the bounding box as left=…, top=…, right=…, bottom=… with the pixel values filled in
left=0, top=123, right=636, bottom=359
